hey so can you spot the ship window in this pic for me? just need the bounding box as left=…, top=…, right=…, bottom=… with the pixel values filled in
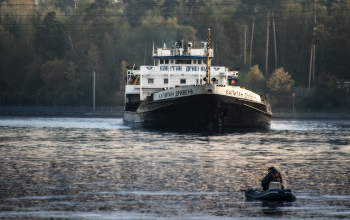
left=198, top=60, right=202, bottom=64
left=193, top=60, right=197, bottom=64
left=160, top=59, right=164, bottom=64
left=165, top=59, right=169, bottom=64
left=185, top=60, right=191, bottom=64
left=170, top=60, right=174, bottom=64
left=164, top=78, right=168, bottom=84
left=148, top=78, right=154, bottom=84
left=180, top=79, right=186, bottom=84
left=175, top=60, right=185, bottom=64
left=196, top=79, right=203, bottom=84
left=203, top=60, right=211, bottom=65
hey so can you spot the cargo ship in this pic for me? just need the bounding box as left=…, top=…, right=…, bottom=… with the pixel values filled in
left=123, top=28, right=272, bottom=131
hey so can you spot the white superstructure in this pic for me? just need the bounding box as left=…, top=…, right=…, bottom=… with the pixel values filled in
left=125, top=41, right=238, bottom=101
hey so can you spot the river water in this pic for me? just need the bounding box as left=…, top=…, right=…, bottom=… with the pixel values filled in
left=0, top=117, right=350, bottom=219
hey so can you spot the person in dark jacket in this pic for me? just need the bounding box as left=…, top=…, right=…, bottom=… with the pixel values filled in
left=228, top=77, right=237, bottom=86
left=261, top=166, right=284, bottom=190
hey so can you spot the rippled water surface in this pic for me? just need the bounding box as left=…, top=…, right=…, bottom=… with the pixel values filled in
left=1, top=117, right=350, bottom=219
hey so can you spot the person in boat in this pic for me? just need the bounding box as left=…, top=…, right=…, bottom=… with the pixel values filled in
left=228, top=77, right=237, bottom=86
left=128, top=75, right=140, bottom=85
left=261, top=166, right=284, bottom=190
left=128, top=76, right=134, bottom=84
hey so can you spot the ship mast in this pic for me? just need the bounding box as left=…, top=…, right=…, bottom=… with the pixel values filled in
left=206, top=28, right=211, bottom=84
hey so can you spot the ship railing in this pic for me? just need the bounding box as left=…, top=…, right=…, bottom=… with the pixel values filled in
left=153, top=48, right=213, bottom=57
left=129, top=70, right=141, bottom=74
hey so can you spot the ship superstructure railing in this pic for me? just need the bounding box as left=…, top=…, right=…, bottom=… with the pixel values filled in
left=153, top=48, right=213, bottom=57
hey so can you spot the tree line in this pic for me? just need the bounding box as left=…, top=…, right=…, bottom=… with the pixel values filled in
left=0, top=0, right=349, bottom=109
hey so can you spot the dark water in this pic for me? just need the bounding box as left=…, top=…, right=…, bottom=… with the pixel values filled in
left=0, top=117, right=350, bottom=219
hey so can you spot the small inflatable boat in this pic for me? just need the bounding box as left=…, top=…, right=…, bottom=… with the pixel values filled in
left=245, top=182, right=296, bottom=201
left=245, top=188, right=296, bottom=201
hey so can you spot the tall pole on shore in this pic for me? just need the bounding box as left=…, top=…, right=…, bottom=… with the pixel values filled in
left=312, top=0, right=316, bottom=87
left=93, top=71, right=95, bottom=113
left=309, top=0, right=317, bottom=90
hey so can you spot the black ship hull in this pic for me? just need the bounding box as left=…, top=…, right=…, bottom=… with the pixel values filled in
left=123, top=93, right=271, bottom=131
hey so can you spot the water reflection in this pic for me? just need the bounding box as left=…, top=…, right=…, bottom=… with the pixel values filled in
left=260, top=201, right=290, bottom=215
left=0, top=117, right=350, bottom=219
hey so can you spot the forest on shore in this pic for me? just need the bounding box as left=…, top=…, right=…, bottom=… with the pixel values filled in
left=0, top=0, right=350, bottom=109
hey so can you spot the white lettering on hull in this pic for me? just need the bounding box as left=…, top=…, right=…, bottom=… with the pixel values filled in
left=157, top=89, right=194, bottom=99
left=154, top=86, right=261, bottom=102
left=225, top=89, right=259, bottom=101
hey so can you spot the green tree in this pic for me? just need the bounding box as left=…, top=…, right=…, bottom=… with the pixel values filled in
left=65, top=61, right=78, bottom=81
left=65, top=61, right=80, bottom=93
left=314, top=72, right=337, bottom=95
left=241, top=65, right=266, bottom=94
left=120, top=60, right=128, bottom=92
left=303, top=72, right=345, bottom=109
left=35, top=11, right=66, bottom=61
left=267, top=67, right=295, bottom=94
left=86, top=43, right=101, bottom=73
left=41, top=58, right=69, bottom=92
left=244, top=65, right=265, bottom=84
left=84, top=0, right=110, bottom=23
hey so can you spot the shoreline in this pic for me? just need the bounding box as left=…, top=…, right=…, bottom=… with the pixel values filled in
left=1, top=112, right=350, bottom=120
left=0, top=112, right=122, bottom=118
left=272, top=113, right=350, bottom=119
